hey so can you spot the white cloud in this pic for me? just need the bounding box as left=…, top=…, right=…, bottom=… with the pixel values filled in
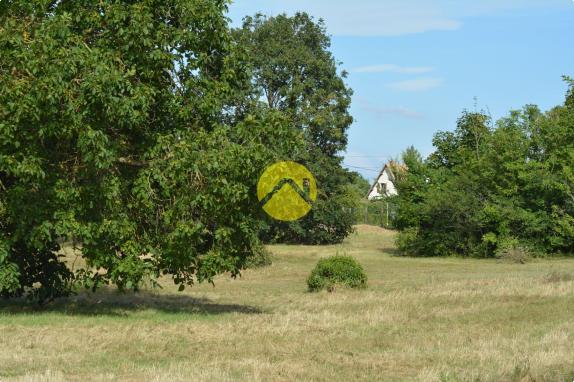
left=320, top=6, right=461, bottom=36
left=355, top=97, right=424, bottom=119
left=448, top=0, right=570, bottom=18
left=387, top=78, right=443, bottom=92
left=363, top=105, right=424, bottom=119
left=352, top=64, right=434, bottom=74
left=228, top=0, right=462, bottom=36
left=228, top=0, right=568, bottom=37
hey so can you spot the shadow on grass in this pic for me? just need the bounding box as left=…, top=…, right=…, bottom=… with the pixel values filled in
left=0, top=289, right=263, bottom=317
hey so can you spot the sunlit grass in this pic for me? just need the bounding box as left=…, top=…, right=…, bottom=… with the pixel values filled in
left=1, top=225, right=574, bottom=381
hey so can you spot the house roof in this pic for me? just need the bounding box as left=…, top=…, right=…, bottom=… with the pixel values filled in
left=366, top=161, right=407, bottom=198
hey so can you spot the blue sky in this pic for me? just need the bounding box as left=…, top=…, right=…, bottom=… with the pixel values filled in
left=227, top=0, right=574, bottom=181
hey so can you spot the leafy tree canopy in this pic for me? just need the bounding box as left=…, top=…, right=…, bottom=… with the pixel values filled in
left=234, top=13, right=357, bottom=244
left=0, top=0, right=305, bottom=301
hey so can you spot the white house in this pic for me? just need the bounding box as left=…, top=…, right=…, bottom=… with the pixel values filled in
left=366, top=161, right=403, bottom=200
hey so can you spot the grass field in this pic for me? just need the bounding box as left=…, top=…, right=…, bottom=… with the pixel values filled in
left=1, top=225, right=574, bottom=381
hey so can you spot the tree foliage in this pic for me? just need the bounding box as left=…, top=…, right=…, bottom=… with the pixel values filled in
left=0, top=0, right=305, bottom=301
left=233, top=13, right=357, bottom=244
left=394, top=80, right=574, bottom=257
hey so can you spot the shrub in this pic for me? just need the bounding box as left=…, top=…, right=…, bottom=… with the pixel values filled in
left=395, top=227, right=420, bottom=256
left=307, top=255, right=367, bottom=292
left=244, top=246, right=273, bottom=269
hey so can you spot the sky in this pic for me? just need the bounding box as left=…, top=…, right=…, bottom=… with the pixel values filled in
left=227, top=0, right=574, bottom=181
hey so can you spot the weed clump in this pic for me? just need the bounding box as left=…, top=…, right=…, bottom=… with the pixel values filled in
left=543, top=271, right=574, bottom=284
left=495, top=238, right=532, bottom=264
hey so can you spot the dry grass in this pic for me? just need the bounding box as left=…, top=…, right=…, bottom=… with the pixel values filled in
left=1, top=225, right=574, bottom=381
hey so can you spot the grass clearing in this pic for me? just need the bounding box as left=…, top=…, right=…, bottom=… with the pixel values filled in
left=1, top=225, right=574, bottom=381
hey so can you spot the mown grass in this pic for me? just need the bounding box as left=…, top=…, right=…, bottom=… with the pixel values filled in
left=1, top=225, right=574, bottom=381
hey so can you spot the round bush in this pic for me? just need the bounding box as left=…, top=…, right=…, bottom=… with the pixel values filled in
left=307, top=255, right=367, bottom=292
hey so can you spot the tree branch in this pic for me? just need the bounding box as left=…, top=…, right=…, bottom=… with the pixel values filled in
left=117, top=157, right=150, bottom=168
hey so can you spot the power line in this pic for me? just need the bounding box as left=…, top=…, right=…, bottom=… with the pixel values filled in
left=345, top=155, right=390, bottom=158
left=343, top=164, right=381, bottom=173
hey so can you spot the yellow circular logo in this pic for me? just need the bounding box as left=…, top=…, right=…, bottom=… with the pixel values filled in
left=257, top=161, right=317, bottom=221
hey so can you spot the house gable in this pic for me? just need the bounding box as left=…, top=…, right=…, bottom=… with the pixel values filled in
left=367, top=163, right=399, bottom=200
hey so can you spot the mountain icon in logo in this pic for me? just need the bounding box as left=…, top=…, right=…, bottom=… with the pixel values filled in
left=257, top=161, right=317, bottom=221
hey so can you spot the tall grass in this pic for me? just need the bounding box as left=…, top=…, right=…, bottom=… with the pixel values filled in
left=1, top=225, right=573, bottom=381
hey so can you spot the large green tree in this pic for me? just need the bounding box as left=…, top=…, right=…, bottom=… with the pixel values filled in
left=0, top=0, right=304, bottom=301
left=233, top=13, right=357, bottom=244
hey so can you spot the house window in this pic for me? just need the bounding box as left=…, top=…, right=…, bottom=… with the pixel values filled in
left=302, top=178, right=310, bottom=194
left=377, top=182, right=387, bottom=195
